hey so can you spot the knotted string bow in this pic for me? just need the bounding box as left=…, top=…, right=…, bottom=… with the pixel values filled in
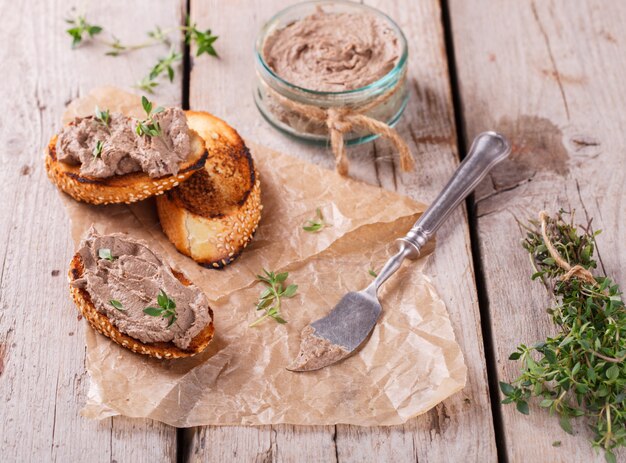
left=263, top=78, right=414, bottom=176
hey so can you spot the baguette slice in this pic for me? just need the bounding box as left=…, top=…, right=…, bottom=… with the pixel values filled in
left=157, top=111, right=262, bottom=268
left=68, top=253, right=214, bottom=359
left=45, top=128, right=208, bottom=205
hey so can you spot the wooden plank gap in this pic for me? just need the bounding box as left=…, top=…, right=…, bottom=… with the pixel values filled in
left=181, top=0, right=192, bottom=109
left=178, top=0, right=192, bottom=458
left=439, top=1, right=508, bottom=462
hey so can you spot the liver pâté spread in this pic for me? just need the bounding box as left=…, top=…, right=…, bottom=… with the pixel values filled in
left=56, top=108, right=191, bottom=178
left=71, top=228, right=210, bottom=350
left=262, top=8, right=401, bottom=92
left=288, top=325, right=350, bottom=371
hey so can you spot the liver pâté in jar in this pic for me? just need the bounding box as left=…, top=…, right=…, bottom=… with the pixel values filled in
left=254, top=1, right=411, bottom=174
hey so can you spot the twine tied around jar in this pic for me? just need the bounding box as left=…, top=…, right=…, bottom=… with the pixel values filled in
left=264, top=77, right=415, bottom=176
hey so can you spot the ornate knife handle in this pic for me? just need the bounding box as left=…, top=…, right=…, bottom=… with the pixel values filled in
left=399, top=131, right=511, bottom=258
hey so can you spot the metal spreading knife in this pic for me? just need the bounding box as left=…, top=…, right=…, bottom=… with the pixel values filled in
left=287, top=132, right=511, bottom=372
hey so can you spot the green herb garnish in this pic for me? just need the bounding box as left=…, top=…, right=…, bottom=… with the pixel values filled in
left=135, top=96, right=164, bottom=137
left=65, top=14, right=103, bottom=47
left=105, top=27, right=170, bottom=57
left=134, top=48, right=183, bottom=91
left=303, top=208, right=331, bottom=233
left=94, top=106, right=110, bottom=127
left=104, top=36, right=125, bottom=57
left=136, top=76, right=159, bottom=94
left=98, top=248, right=115, bottom=261
left=65, top=11, right=219, bottom=93
left=249, top=270, right=298, bottom=327
left=143, top=289, right=177, bottom=327
left=368, top=269, right=378, bottom=278
left=500, top=210, right=625, bottom=463
left=110, top=299, right=125, bottom=311
left=93, top=140, right=104, bottom=159
left=184, top=16, right=219, bottom=57
left=147, top=26, right=170, bottom=44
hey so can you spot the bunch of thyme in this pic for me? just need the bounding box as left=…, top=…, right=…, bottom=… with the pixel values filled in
left=500, top=210, right=625, bottom=463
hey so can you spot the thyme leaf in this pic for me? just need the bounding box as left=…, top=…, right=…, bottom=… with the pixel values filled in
left=92, top=140, right=104, bottom=159
left=98, top=248, right=115, bottom=261
left=109, top=299, right=125, bottom=311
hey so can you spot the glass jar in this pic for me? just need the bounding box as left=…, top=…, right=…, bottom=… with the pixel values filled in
left=254, top=0, right=409, bottom=145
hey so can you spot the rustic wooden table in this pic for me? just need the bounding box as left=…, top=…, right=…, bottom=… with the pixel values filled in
left=1, top=0, right=624, bottom=461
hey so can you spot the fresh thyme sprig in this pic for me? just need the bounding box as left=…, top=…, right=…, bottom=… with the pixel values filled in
left=65, top=12, right=219, bottom=93
left=183, top=17, right=219, bottom=57
left=136, top=76, right=159, bottom=94
left=65, top=14, right=103, bottom=48
left=147, top=26, right=170, bottom=44
left=149, top=49, right=183, bottom=83
left=92, top=140, right=104, bottom=159
left=249, top=270, right=298, bottom=327
left=106, top=26, right=171, bottom=57
left=303, top=208, right=331, bottom=233
left=500, top=210, right=625, bottom=463
left=94, top=106, right=110, bottom=127
left=135, top=96, right=164, bottom=137
left=143, top=289, right=177, bottom=327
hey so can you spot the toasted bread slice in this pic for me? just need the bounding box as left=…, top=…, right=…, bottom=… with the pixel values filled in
left=68, top=253, right=214, bottom=359
left=156, top=111, right=262, bottom=268
left=45, top=128, right=208, bottom=205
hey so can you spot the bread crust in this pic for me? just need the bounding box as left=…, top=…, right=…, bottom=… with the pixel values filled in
left=156, top=111, right=262, bottom=269
left=68, top=253, right=214, bottom=359
left=46, top=128, right=208, bottom=205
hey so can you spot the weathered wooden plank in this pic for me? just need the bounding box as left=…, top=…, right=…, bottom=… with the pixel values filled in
left=188, top=0, right=496, bottom=461
left=0, top=1, right=182, bottom=461
left=448, top=0, right=626, bottom=461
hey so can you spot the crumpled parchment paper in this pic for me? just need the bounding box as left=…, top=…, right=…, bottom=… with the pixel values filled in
left=58, top=87, right=466, bottom=426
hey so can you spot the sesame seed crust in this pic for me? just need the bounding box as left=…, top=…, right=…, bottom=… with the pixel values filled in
left=156, top=111, right=262, bottom=269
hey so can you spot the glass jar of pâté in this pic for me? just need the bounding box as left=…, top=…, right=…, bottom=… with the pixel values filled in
left=254, top=0, right=408, bottom=145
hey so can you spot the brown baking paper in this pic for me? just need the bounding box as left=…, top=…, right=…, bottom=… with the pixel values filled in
left=58, top=87, right=466, bottom=426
